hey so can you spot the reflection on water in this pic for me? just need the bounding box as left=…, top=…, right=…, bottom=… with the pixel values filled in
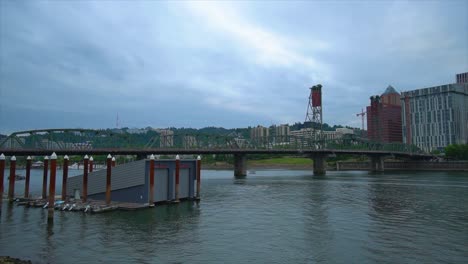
left=1, top=169, right=467, bottom=263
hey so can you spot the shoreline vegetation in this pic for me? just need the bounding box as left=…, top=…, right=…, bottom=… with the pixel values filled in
left=0, top=256, right=32, bottom=264
left=200, top=156, right=468, bottom=171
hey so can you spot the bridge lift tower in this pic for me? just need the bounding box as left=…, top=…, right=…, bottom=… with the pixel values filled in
left=304, top=84, right=323, bottom=146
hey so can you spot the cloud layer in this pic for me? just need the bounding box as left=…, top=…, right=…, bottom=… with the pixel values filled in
left=1, top=1, right=467, bottom=134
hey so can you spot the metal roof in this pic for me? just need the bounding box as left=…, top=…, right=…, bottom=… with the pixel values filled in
left=382, top=85, right=398, bottom=95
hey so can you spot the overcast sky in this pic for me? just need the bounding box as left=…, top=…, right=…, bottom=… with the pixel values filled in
left=1, top=0, right=467, bottom=134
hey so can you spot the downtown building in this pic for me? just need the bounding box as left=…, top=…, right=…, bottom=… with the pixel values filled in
left=272, top=124, right=290, bottom=143
left=250, top=125, right=269, bottom=139
left=366, top=86, right=403, bottom=143
left=401, top=73, right=468, bottom=152
left=250, top=125, right=270, bottom=147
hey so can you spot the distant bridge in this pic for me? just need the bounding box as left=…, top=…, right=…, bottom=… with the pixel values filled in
left=0, top=128, right=432, bottom=176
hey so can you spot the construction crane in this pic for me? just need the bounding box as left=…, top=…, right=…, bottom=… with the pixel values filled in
left=356, top=108, right=366, bottom=132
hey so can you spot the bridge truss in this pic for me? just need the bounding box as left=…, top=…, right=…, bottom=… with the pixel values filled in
left=0, top=128, right=424, bottom=155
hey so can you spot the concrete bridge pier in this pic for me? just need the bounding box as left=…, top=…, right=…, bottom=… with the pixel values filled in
left=234, top=154, right=247, bottom=177
left=370, top=155, right=385, bottom=172
left=312, top=155, right=327, bottom=176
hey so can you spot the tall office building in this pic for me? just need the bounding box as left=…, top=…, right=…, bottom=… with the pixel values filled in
left=273, top=124, right=290, bottom=143
left=456, top=72, right=468, bottom=84
left=401, top=73, right=468, bottom=152
left=250, top=125, right=269, bottom=139
left=366, top=85, right=403, bottom=143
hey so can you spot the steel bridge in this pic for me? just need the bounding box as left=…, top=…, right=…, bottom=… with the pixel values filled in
left=0, top=128, right=432, bottom=175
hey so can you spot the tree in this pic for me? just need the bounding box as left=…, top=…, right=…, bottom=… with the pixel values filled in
left=444, top=144, right=468, bottom=160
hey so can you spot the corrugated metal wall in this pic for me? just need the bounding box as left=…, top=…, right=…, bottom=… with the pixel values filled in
left=152, top=160, right=196, bottom=202
left=65, top=159, right=198, bottom=204
left=154, top=168, right=169, bottom=202
left=66, top=159, right=146, bottom=197
left=179, top=168, right=190, bottom=198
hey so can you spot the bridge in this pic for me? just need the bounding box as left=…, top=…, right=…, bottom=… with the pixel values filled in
left=0, top=128, right=431, bottom=176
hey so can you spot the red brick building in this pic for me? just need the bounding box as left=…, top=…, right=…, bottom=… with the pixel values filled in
left=366, top=86, right=403, bottom=143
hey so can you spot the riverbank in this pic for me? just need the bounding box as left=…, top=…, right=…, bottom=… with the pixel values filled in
left=0, top=256, right=32, bottom=264
left=201, top=157, right=468, bottom=172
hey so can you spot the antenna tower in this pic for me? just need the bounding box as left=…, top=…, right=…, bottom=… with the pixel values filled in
left=304, top=84, right=323, bottom=146
left=116, top=113, right=120, bottom=129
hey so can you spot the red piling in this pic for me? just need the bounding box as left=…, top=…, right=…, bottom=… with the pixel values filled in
left=24, top=156, right=32, bottom=198
left=48, top=153, right=57, bottom=223
left=106, top=154, right=112, bottom=205
left=61, top=155, right=69, bottom=201
left=112, top=157, right=116, bottom=167
left=42, top=156, right=49, bottom=199
left=8, top=156, right=17, bottom=200
left=196, top=155, right=201, bottom=200
left=83, top=155, right=89, bottom=202
left=89, top=156, right=94, bottom=173
left=0, top=154, right=5, bottom=211
left=149, top=154, right=155, bottom=205
left=175, top=155, right=180, bottom=202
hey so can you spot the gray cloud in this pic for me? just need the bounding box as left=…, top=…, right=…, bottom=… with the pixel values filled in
left=1, top=1, right=467, bottom=134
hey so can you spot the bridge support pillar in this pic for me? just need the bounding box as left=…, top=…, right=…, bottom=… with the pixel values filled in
left=313, top=155, right=327, bottom=176
left=234, top=154, right=247, bottom=177
left=370, top=155, right=385, bottom=172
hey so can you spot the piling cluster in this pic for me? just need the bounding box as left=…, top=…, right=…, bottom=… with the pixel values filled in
left=1, top=153, right=202, bottom=222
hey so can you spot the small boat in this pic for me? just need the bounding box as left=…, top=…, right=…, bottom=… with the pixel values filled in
left=69, top=163, right=80, bottom=170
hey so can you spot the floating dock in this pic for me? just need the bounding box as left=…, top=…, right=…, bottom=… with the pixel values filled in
left=2, top=154, right=202, bottom=217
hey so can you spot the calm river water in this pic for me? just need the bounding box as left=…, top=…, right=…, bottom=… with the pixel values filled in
left=1, top=169, right=467, bottom=263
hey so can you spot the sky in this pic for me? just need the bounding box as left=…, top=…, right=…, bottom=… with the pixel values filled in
left=1, top=0, right=467, bottom=135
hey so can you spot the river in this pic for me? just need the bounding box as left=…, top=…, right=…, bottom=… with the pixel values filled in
left=1, top=169, right=467, bottom=263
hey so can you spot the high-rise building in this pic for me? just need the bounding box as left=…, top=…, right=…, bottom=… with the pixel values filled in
left=401, top=74, right=468, bottom=152
left=456, top=72, right=468, bottom=84
left=366, top=85, right=403, bottom=143
left=157, top=129, right=174, bottom=147
left=273, top=124, right=290, bottom=143
left=250, top=125, right=270, bottom=147
left=250, top=125, right=269, bottom=139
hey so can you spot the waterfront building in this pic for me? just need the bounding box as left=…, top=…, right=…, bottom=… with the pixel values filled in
left=401, top=74, right=468, bottom=152
left=183, top=135, right=197, bottom=148
left=366, top=86, right=403, bottom=143
left=336, top=127, right=354, bottom=135
left=66, top=159, right=198, bottom=204
left=157, top=129, right=174, bottom=147
left=456, top=72, right=468, bottom=84
left=273, top=124, right=290, bottom=143
left=290, top=127, right=353, bottom=143
left=250, top=125, right=269, bottom=140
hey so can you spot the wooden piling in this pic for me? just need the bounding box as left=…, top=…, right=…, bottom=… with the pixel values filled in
left=175, top=155, right=180, bottom=202
left=112, top=157, right=116, bottom=167
left=196, top=155, right=201, bottom=200
left=83, top=155, right=89, bottom=202
left=42, top=156, right=49, bottom=199
left=0, top=154, right=5, bottom=209
left=61, top=155, right=69, bottom=201
left=106, top=154, right=112, bottom=205
left=89, top=156, right=94, bottom=173
left=149, top=154, right=155, bottom=205
left=48, top=153, right=57, bottom=223
left=8, top=156, right=16, bottom=201
left=24, top=156, right=31, bottom=198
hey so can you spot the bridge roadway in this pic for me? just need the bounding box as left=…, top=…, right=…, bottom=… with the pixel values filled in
left=0, top=148, right=432, bottom=176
